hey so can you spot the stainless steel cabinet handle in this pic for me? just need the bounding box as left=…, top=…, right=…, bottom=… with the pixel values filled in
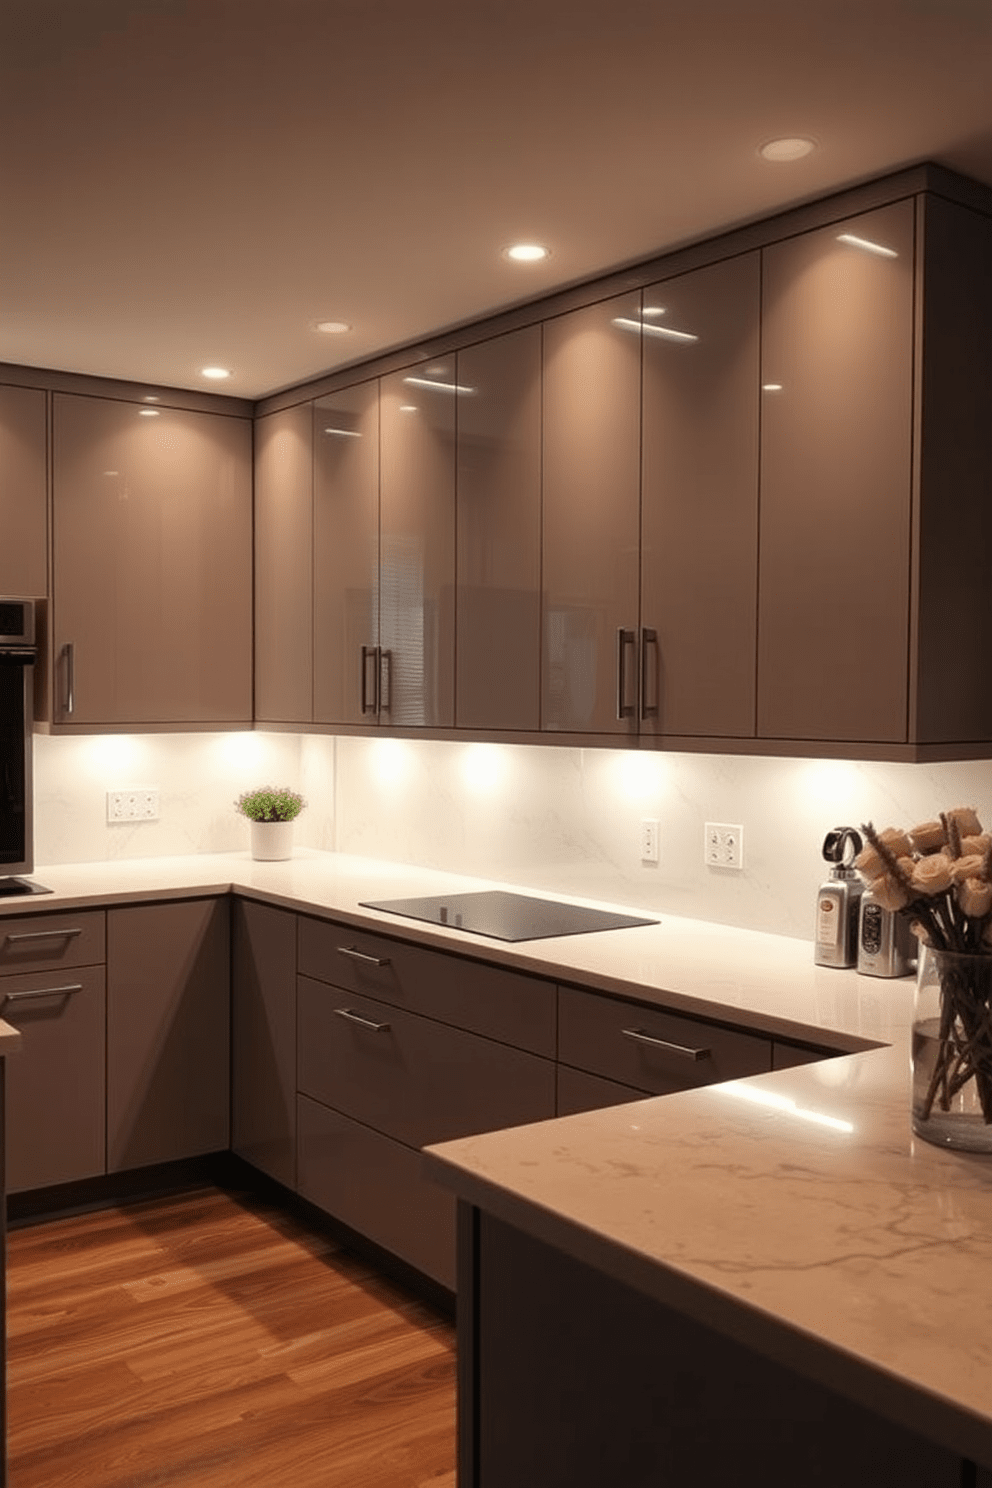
left=63, top=642, right=75, bottom=717
left=336, top=945, right=391, bottom=968
left=621, top=1026, right=711, bottom=1062
left=640, top=627, right=659, bottom=719
left=332, top=1007, right=392, bottom=1033
left=3, top=983, right=84, bottom=1004
left=616, top=628, right=637, bottom=719
left=360, top=645, right=378, bottom=716
left=379, top=647, right=391, bottom=712
left=4, top=927, right=83, bottom=945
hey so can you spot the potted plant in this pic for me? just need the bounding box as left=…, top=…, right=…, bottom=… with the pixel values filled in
left=235, top=786, right=306, bottom=862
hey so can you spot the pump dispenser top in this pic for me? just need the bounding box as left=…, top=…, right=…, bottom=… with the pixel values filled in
left=814, top=826, right=864, bottom=968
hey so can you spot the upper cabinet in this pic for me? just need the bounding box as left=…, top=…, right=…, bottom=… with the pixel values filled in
left=255, top=404, right=313, bottom=725
left=313, top=381, right=380, bottom=727
left=757, top=202, right=915, bottom=744
left=542, top=294, right=642, bottom=736
left=0, top=384, right=47, bottom=599
left=52, top=394, right=252, bottom=726
left=378, top=365, right=456, bottom=728
left=456, top=327, right=542, bottom=732
left=640, top=253, right=761, bottom=739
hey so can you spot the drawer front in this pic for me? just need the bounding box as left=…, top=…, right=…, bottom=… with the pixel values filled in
left=297, top=1094, right=456, bottom=1289
left=298, top=975, right=556, bottom=1148
left=298, top=915, right=556, bottom=1056
left=556, top=1064, right=651, bottom=1118
left=558, top=985, right=772, bottom=1094
left=1, top=964, right=107, bottom=1192
left=0, top=911, right=106, bottom=975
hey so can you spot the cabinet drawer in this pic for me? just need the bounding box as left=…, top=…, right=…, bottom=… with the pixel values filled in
left=298, top=915, right=556, bottom=1056
left=1, top=964, right=107, bottom=1192
left=556, top=1064, right=651, bottom=1118
left=298, top=976, right=556, bottom=1148
left=558, top=985, right=772, bottom=1094
left=297, top=1094, right=456, bottom=1289
left=0, top=911, right=106, bottom=974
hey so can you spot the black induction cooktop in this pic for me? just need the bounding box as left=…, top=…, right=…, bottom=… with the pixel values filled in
left=359, top=890, right=658, bottom=943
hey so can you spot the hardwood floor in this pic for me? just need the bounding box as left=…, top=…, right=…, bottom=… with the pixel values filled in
left=5, top=1186, right=456, bottom=1487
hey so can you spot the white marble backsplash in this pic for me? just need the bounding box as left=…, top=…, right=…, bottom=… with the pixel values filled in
left=30, top=728, right=992, bottom=941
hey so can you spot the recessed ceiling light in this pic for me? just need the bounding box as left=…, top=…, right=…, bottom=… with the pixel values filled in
left=143, top=395, right=160, bottom=403
left=200, top=366, right=231, bottom=380
left=758, top=136, right=816, bottom=162
left=504, top=243, right=550, bottom=263
left=315, top=320, right=351, bottom=335
left=138, top=408, right=161, bottom=417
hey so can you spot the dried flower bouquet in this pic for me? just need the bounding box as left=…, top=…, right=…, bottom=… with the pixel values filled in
left=857, top=807, right=992, bottom=1126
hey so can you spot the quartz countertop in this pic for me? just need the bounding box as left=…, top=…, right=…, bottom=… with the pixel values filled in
left=7, top=849, right=980, bottom=1462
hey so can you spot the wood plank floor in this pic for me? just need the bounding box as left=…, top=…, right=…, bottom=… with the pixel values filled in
left=5, top=1186, right=456, bottom=1488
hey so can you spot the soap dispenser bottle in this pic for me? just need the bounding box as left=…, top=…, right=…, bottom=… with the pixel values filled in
left=814, top=826, right=864, bottom=968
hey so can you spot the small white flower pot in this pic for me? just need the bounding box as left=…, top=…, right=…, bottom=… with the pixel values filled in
left=250, top=820, right=294, bottom=862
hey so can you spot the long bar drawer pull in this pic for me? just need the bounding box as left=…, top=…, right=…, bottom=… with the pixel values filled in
left=336, top=945, right=391, bottom=968
left=4, top=927, right=84, bottom=945
left=332, top=1007, right=392, bottom=1034
left=621, top=1027, right=710, bottom=1062
left=3, top=983, right=84, bottom=1004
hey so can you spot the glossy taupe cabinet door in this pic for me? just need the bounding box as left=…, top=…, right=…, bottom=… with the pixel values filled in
left=379, top=365, right=456, bottom=727
left=640, top=254, right=760, bottom=738
left=231, top=899, right=297, bottom=1190
left=254, top=404, right=313, bottom=724
left=313, top=381, right=380, bottom=725
left=456, top=328, right=542, bottom=731
left=757, top=202, right=915, bottom=743
left=0, top=385, right=47, bottom=599
left=542, top=294, right=641, bottom=735
left=52, top=394, right=253, bottom=725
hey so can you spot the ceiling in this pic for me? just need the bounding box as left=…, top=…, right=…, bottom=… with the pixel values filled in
left=3, top=0, right=992, bottom=401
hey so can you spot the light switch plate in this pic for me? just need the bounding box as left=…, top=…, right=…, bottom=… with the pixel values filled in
left=704, top=821, right=744, bottom=870
left=107, top=788, right=160, bottom=823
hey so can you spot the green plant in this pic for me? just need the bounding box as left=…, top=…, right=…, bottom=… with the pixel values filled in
left=235, top=786, right=306, bottom=823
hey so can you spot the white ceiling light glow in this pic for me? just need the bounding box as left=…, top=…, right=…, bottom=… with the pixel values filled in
left=504, top=243, right=550, bottom=262
left=758, top=136, right=816, bottom=162
left=315, top=321, right=351, bottom=334
left=200, top=366, right=231, bottom=380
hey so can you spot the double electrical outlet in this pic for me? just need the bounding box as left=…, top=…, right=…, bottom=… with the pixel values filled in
left=704, top=821, right=744, bottom=870
left=107, top=788, right=160, bottom=823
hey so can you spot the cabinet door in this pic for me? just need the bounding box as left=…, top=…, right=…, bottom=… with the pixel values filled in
left=107, top=899, right=230, bottom=1171
left=757, top=202, right=915, bottom=743
left=456, top=328, right=542, bottom=731
left=2, top=965, right=106, bottom=1192
left=254, top=404, right=313, bottom=724
left=0, top=385, right=47, bottom=598
left=542, top=294, right=641, bottom=735
left=379, top=366, right=456, bottom=727
left=313, top=381, right=381, bottom=725
left=231, top=899, right=297, bottom=1189
left=641, top=255, right=760, bottom=738
left=52, top=394, right=252, bottom=725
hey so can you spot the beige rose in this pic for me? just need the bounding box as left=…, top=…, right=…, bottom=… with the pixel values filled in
left=910, top=852, right=954, bottom=895
left=910, top=820, right=946, bottom=854
left=951, top=853, right=986, bottom=884
left=958, top=877, right=992, bottom=918
left=947, top=806, right=983, bottom=839
left=961, top=833, right=992, bottom=858
left=855, top=828, right=914, bottom=879
left=867, top=873, right=911, bottom=911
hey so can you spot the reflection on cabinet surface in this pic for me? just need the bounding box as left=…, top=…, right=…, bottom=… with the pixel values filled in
left=378, top=366, right=456, bottom=727
left=52, top=394, right=252, bottom=725
left=542, top=294, right=641, bottom=736
left=757, top=202, right=915, bottom=744
left=0, top=385, right=47, bottom=599
left=640, top=254, right=760, bottom=739
left=456, top=328, right=542, bottom=732
left=313, top=381, right=380, bottom=726
left=254, top=403, right=313, bottom=724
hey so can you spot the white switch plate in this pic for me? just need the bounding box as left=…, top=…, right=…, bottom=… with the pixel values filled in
left=640, top=818, right=660, bottom=863
left=704, top=821, right=744, bottom=870
left=107, top=788, right=160, bottom=823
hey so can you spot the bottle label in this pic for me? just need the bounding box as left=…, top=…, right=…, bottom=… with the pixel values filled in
left=817, top=893, right=840, bottom=947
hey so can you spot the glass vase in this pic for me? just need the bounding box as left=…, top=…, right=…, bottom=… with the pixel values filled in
left=911, top=944, right=992, bottom=1152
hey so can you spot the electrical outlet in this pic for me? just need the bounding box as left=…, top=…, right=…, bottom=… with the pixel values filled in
left=704, top=821, right=744, bottom=870
left=107, top=787, right=160, bottom=823
left=640, top=818, right=660, bottom=863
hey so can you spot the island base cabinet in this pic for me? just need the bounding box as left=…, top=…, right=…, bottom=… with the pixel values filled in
left=463, top=1209, right=976, bottom=1488
left=297, top=1094, right=455, bottom=1289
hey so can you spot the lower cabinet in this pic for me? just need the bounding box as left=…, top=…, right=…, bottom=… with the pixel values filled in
left=231, top=898, right=297, bottom=1189
left=0, top=911, right=107, bottom=1193
left=107, top=899, right=230, bottom=1172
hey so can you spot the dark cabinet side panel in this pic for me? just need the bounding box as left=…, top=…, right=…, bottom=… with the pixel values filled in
left=231, top=899, right=297, bottom=1189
